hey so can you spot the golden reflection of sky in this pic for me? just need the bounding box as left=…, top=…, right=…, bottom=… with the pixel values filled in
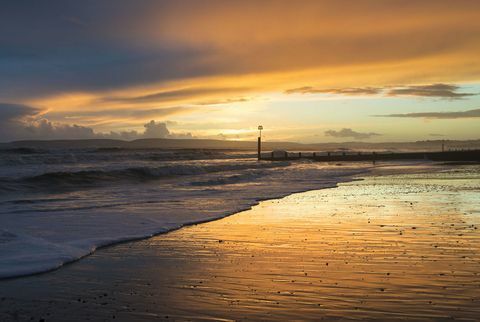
left=141, top=170, right=480, bottom=319
left=1, top=168, right=479, bottom=320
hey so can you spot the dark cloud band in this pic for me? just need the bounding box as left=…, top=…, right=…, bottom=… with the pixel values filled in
left=375, top=108, right=480, bottom=119
left=285, top=84, right=476, bottom=99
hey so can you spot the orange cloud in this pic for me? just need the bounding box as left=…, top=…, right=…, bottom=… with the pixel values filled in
left=5, top=0, right=480, bottom=138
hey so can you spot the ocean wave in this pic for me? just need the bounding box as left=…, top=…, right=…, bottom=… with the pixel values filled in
left=0, top=163, right=372, bottom=279
left=0, top=149, right=255, bottom=166
left=0, top=161, right=290, bottom=191
left=189, top=170, right=270, bottom=186
left=0, top=159, right=456, bottom=280
left=0, top=148, right=44, bottom=154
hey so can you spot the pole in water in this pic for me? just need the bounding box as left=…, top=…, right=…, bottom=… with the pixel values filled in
left=257, top=125, right=263, bottom=160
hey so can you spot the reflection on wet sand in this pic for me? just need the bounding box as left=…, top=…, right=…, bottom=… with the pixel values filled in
left=1, top=167, right=479, bottom=321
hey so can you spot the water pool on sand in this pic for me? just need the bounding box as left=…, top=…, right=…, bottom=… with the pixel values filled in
left=1, top=166, right=479, bottom=321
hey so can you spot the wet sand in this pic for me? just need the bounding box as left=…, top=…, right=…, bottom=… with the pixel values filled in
left=1, top=166, right=480, bottom=321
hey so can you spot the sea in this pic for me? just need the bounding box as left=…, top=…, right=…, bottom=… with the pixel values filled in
left=0, top=147, right=445, bottom=279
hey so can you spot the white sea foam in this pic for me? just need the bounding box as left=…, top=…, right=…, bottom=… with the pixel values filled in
left=0, top=149, right=443, bottom=279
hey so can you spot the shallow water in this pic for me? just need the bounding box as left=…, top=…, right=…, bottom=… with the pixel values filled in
left=1, top=148, right=375, bottom=279
left=0, top=166, right=479, bottom=321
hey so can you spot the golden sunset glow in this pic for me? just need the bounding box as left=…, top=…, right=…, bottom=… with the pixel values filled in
left=2, top=0, right=480, bottom=141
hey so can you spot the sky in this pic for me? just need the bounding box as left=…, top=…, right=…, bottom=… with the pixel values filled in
left=1, top=0, right=480, bottom=143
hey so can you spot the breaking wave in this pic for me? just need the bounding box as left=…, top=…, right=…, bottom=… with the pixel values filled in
left=0, top=161, right=290, bottom=191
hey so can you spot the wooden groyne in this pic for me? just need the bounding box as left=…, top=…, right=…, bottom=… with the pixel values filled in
left=261, top=149, right=480, bottom=162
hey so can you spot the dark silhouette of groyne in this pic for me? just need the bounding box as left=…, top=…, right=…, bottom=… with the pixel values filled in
left=262, top=149, right=480, bottom=162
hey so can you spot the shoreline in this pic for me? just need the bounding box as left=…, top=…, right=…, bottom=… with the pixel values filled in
left=1, top=165, right=479, bottom=321
left=0, top=174, right=347, bottom=281
left=2, top=176, right=356, bottom=281
left=0, top=161, right=452, bottom=281
left=2, top=158, right=372, bottom=281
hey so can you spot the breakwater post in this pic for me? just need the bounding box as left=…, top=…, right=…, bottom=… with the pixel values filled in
left=257, top=125, right=263, bottom=161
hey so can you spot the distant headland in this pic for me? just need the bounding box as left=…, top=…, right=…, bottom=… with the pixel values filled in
left=1, top=138, right=480, bottom=152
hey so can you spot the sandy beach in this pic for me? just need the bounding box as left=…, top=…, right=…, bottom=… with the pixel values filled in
left=3, top=2, right=480, bottom=320
left=0, top=165, right=479, bottom=321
